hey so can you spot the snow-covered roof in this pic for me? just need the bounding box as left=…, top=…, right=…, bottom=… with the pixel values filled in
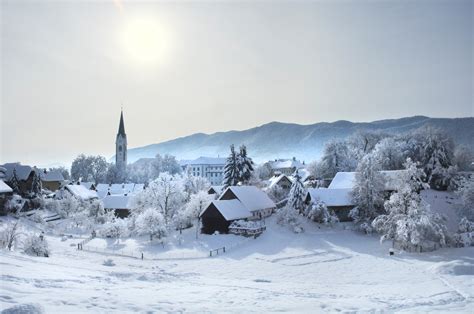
left=40, top=170, right=64, bottom=182
left=65, top=185, right=98, bottom=200
left=0, top=167, right=6, bottom=179
left=296, top=168, right=313, bottom=182
left=102, top=195, right=131, bottom=210
left=202, top=199, right=252, bottom=221
left=306, top=188, right=354, bottom=207
left=179, top=157, right=226, bottom=166
left=96, top=183, right=110, bottom=192
left=221, top=186, right=276, bottom=212
left=1, top=163, right=35, bottom=181
left=0, top=179, right=13, bottom=193
left=97, top=189, right=109, bottom=199
left=328, top=170, right=407, bottom=191
left=208, top=185, right=224, bottom=194
left=270, top=159, right=304, bottom=170
left=268, top=174, right=293, bottom=189
left=80, top=182, right=95, bottom=190
left=133, top=184, right=145, bottom=192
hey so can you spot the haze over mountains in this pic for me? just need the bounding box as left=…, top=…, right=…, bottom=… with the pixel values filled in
left=125, top=116, right=474, bottom=164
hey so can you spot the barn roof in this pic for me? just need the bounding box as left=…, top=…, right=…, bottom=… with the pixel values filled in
left=306, top=188, right=354, bottom=207
left=221, top=186, right=276, bottom=212
left=1, top=163, right=35, bottom=181
left=40, top=170, right=64, bottom=182
left=0, top=180, right=13, bottom=193
left=268, top=174, right=293, bottom=189
left=328, top=170, right=407, bottom=191
left=80, top=182, right=95, bottom=190
left=103, top=195, right=131, bottom=210
left=65, top=185, right=98, bottom=200
left=208, top=185, right=224, bottom=194
left=201, top=199, right=252, bottom=221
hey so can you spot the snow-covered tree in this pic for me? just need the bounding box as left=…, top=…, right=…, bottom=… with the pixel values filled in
left=348, top=130, right=388, bottom=162
left=134, top=208, right=167, bottom=241
left=456, top=177, right=474, bottom=220
left=372, top=159, right=448, bottom=252
left=238, top=145, right=254, bottom=184
left=100, top=218, right=128, bottom=240
left=318, top=140, right=356, bottom=179
left=0, top=221, right=22, bottom=250
left=9, top=169, right=21, bottom=194
left=23, top=233, right=49, bottom=257
left=266, top=185, right=288, bottom=203
left=30, top=170, right=42, bottom=196
left=287, top=171, right=307, bottom=214
left=71, top=154, right=109, bottom=184
left=182, top=191, right=214, bottom=238
left=453, top=145, right=474, bottom=171
left=305, top=200, right=339, bottom=225
left=350, top=154, right=386, bottom=223
left=372, top=137, right=405, bottom=170
left=129, top=172, right=186, bottom=228
left=223, top=145, right=240, bottom=188
left=276, top=205, right=303, bottom=233
left=183, top=171, right=210, bottom=200
left=5, top=194, right=26, bottom=214
left=255, top=162, right=273, bottom=180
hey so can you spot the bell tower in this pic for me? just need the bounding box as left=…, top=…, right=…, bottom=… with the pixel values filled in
left=115, top=109, right=127, bottom=174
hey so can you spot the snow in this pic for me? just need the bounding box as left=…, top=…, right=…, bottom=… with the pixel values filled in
left=421, top=189, right=463, bottom=232
left=64, top=185, right=98, bottom=200
left=79, top=182, right=94, bottom=190
left=0, top=179, right=13, bottom=193
left=203, top=199, right=252, bottom=221
left=222, top=186, right=276, bottom=212
left=102, top=195, right=131, bottom=210
left=306, top=188, right=354, bottom=207
left=1, top=216, right=473, bottom=313
left=329, top=170, right=407, bottom=190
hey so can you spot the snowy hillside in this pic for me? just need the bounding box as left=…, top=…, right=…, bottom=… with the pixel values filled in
left=1, top=216, right=473, bottom=313
left=123, top=116, right=474, bottom=163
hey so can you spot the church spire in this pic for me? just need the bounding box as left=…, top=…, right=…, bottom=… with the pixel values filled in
left=118, top=109, right=126, bottom=136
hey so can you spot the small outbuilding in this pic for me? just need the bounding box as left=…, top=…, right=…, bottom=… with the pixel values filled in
left=219, top=186, right=276, bottom=220
left=200, top=199, right=252, bottom=234
left=103, top=194, right=131, bottom=218
left=305, top=188, right=355, bottom=221
left=40, top=169, right=65, bottom=191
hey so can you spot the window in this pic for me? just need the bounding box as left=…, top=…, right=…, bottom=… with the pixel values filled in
left=118, top=145, right=122, bottom=152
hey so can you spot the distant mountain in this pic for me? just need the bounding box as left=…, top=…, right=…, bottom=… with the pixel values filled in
left=124, top=116, right=474, bottom=164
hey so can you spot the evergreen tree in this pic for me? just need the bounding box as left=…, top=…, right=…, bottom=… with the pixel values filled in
left=223, top=145, right=240, bottom=188
left=350, top=154, right=386, bottom=223
left=31, top=170, right=42, bottom=195
left=10, top=169, right=21, bottom=194
left=238, top=145, right=254, bottom=184
left=287, top=170, right=307, bottom=214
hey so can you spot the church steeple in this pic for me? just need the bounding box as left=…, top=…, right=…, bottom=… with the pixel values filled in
left=115, top=109, right=127, bottom=175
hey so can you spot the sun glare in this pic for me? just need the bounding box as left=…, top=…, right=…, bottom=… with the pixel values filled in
left=120, top=17, right=169, bottom=66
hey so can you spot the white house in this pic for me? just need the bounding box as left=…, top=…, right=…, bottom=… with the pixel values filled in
left=179, top=157, right=226, bottom=185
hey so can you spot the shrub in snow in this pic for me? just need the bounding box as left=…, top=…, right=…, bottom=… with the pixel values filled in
left=372, top=159, right=449, bottom=252
left=28, top=211, right=45, bottom=225
left=0, top=221, right=22, bottom=251
left=266, top=185, right=288, bottom=203
left=276, top=205, right=304, bottom=233
left=350, top=154, right=385, bottom=223
left=103, top=258, right=116, bottom=266
left=5, top=194, right=26, bottom=214
left=456, top=177, right=474, bottom=221
left=100, top=218, right=128, bottom=240
left=134, top=208, right=167, bottom=241
left=23, top=234, right=49, bottom=257
left=452, top=217, right=474, bottom=247
left=305, top=201, right=339, bottom=225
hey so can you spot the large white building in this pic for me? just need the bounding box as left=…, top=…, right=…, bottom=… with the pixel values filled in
left=179, top=157, right=226, bottom=185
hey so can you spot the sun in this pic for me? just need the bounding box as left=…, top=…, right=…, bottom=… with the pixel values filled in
left=120, top=17, right=169, bottom=66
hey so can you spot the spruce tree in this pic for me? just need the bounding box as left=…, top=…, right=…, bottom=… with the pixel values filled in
left=287, top=170, right=306, bottom=214
left=223, top=145, right=240, bottom=188
left=239, top=145, right=254, bottom=184
left=10, top=169, right=21, bottom=194
left=31, top=170, right=42, bottom=195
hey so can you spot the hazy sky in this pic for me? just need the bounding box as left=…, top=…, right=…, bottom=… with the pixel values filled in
left=1, top=0, right=472, bottom=166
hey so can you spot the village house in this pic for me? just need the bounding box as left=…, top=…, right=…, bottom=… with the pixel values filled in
left=305, top=188, right=355, bottom=221
left=40, top=169, right=65, bottom=192
left=0, top=163, right=36, bottom=195
left=60, top=184, right=99, bottom=201
left=79, top=182, right=96, bottom=190
left=267, top=173, right=293, bottom=190
left=102, top=194, right=131, bottom=218
left=268, top=157, right=304, bottom=176
left=179, top=157, right=226, bottom=185
left=207, top=185, right=224, bottom=196
left=200, top=186, right=276, bottom=234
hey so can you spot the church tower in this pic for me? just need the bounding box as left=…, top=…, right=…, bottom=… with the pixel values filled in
left=115, top=109, right=127, bottom=174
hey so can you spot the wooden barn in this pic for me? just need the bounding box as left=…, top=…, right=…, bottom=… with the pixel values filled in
left=200, top=199, right=252, bottom=234
left=219, top=186, right=276, bottom=220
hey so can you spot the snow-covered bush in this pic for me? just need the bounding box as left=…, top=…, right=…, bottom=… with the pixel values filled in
left=266, top=185, right=287, bottom=203
left=100, top=218, right=128, bottom=240
left=2, top=303, right=44, bottom=314
left=23, top=234, right=49, bottom=257
left=28, top=211, right=45, bottom=225
left=456, top=177, right=474, bottom=221
left=181, top=191, right=213, bottom=227
left=0, top=221, right=21, bottom=250
left=305, top=201, right=339, bottom=225
left=134, top=208, right=167, bottom=241
left=452, top=217, right=474, bottom=247
left=276, top=205, right=303, bottom=233
left=103, top=258, right=116, bottom=266
left=5, top=194, right=26, bottom=214
left=372, top=159, right=449, bottom=252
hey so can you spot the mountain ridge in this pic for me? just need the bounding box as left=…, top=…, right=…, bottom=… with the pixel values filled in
left=124, top=116, right=474, bottom=164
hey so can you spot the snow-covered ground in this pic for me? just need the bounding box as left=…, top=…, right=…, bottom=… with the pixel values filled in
left=1, top=216, right=473, bottom=313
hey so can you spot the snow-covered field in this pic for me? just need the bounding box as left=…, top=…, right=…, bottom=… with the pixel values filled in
left=1, top=216, right=473, bottom=313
